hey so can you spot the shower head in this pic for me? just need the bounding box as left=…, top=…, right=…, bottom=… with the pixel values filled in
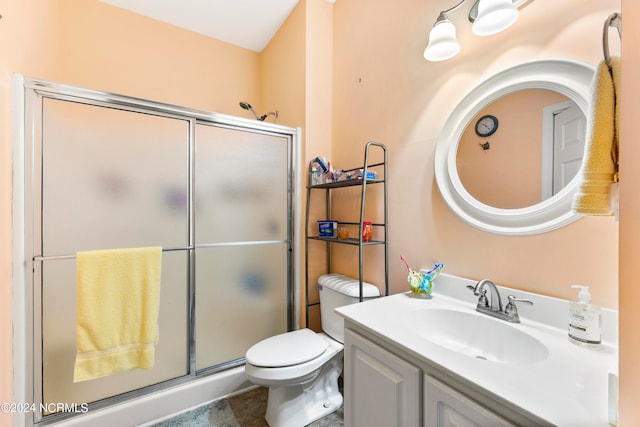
left=258, top=111, right=279, bottom=122
left=239, top=101, right=260, bottom=120
left=239, top=101, right=279, bottom=123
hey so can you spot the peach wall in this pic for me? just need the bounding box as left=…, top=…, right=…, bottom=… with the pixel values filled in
left=619, top=1, right=640, bottom=424
left=260, top=0, right=306, bottom=128
left=304, top=0, right=333, bottom=164
left=56, top=0, right=260, bottom=115
left=0, top=2, right=59, bottom=425
left=302, top=0, right=334, bottom=330
left=331, top=0, right=620, bottom=310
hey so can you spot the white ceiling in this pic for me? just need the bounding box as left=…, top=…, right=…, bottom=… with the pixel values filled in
left=99, top=0, right=301, bottom=52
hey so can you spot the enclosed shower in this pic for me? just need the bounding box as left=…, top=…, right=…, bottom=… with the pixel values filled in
left=13, top=77, right=298, bottom=426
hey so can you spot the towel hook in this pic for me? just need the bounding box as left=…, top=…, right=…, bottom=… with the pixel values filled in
left=603, top=12, right=621, bottom=66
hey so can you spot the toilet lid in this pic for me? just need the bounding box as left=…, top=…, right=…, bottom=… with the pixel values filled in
left=246, top=329, right=329, bottom=368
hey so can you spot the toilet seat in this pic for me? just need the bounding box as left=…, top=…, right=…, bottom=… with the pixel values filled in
left=246, top=329, right=329, bottom=367
left=245, top=331, right=343, bottom=385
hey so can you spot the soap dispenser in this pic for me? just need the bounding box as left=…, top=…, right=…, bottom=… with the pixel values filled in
left=568, top=285, right=602, bottom=349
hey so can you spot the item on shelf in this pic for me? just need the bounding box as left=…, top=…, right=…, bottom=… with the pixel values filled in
left=310, top=167, right=320, bottom=185
left=318, top=220, right=338, bottom=238
left=313, top=156, right=328, bottom=172
left=309, top=156, right=349, bottom=184
left=309, top=157, right=329, bottom=185
left=346, top=169, right=376, bottom=180
left=362, top=221, right=373, bottom=242
left=325, top=162, right=344, bottom=183
left=338, top=226, right=349, bottom=239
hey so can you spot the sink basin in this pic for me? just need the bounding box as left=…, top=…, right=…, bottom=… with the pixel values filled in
left=406, top=308, right=549, bottom=364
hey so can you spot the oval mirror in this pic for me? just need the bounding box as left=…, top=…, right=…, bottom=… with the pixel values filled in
left=434, top=59, right=595, bottom=235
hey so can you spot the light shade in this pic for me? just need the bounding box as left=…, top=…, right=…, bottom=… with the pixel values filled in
left=424, top=18, right=461, bottom=62
left=472, top=0, right=519, bottom=36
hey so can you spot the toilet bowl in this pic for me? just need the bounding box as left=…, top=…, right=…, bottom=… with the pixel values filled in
left=245, top=329, right=343, bottom=427
left=244, top=273, right=380, bottom=427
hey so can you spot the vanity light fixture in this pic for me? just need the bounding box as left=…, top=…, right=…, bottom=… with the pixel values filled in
left=472, top=0, right=519, bottom=36
left=424, top=0, right=529, bottom=62
left=423, top=11, right=461, bottom=62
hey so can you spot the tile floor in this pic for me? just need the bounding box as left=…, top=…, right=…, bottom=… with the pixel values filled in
left=151, top=386, right=344, bottom=427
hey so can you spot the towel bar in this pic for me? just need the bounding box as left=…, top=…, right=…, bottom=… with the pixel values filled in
left=33, top=246, right=193, bottom=261
left=603, top=12, right=621, bottom=66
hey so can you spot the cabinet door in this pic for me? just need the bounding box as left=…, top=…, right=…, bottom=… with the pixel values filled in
left=424, top=375, right=516, bottom=427
left=344, top=328, right=420, bottom=427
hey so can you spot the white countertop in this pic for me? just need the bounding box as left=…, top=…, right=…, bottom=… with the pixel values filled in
left=335, top=274, right=618, bottom=426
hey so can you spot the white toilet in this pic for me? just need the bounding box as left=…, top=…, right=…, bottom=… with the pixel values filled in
left=245, top=273, right=380, bottom=427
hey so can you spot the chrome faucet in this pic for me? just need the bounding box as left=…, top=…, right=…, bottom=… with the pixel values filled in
left=466, top=279, right=533, bottom=323
left=475, top=279, right=503, bottom=313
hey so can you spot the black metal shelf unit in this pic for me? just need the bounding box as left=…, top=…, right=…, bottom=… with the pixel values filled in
left=304, top=142, right=388, bottom=326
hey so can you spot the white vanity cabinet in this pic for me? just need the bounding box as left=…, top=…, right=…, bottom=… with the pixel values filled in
left=424, top=375, right=515, bottom=427
left=344, top=328, right=420, bottom=427
left=338, top=278, right=617, bottom=426
left=343, top=325, right=545, bottom=427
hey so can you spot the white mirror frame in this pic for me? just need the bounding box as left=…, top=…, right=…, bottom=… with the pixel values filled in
left=434, top=58, right=595, bottom=236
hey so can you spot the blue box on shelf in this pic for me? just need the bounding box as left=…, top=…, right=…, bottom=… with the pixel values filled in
left=318, top=220, right=338, bottom=238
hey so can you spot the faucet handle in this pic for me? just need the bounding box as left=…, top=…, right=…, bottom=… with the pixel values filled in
left=467, top=284, right=490, bottom=307
left=506, top=295, right=534, bottom=306
left=504, top=295, right=533, bottom=322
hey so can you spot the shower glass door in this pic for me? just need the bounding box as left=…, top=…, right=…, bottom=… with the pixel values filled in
left=37, top=98, right=190, bottom=411
left=22, top=79, right=296, bottom=425
left=194, top=123, right=291, bottom=370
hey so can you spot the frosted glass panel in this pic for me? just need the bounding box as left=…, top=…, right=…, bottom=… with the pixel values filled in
left=195, top=124, right=289, bottom=243
left=41, top=99, right=189, bottom=255
left=41, top=251, right=189, bottom=410
left=195, top=244, right=288, bottom=370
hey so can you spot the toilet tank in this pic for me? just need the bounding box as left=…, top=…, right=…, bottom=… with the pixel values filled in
left=318, top=273, right=380, bottom=343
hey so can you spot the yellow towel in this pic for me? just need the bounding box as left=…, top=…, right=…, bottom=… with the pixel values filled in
left=572, top=59, right=618, bottom=215
left=610, top=57, right=620, bottom=180
left=74, top=246, right=162, bottom=382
